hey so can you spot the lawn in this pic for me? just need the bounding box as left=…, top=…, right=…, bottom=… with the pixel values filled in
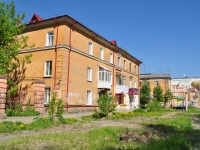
left=0, top=108, right=200, bottom=149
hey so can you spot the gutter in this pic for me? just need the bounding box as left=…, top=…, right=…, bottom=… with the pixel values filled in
left=54, top=18, right=59, bottom=87
left=66, top=20, right=76, bottom=112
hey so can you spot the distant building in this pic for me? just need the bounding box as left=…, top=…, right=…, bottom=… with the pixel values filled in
left=171, top=77, right=200, bottom=107
left=140, top=73, right=171, bottom=95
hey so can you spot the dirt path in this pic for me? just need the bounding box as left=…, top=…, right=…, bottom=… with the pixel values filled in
left=0, top=112, right=182, bottom=142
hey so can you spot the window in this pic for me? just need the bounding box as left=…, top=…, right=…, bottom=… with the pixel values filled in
left=124, top=60, right=126, bottom=69
left=46, top=31, right=54, bottom=46
left=44, top=87, right=50, bottom=104
left=44, top=61, right=52, bottom=76
left=99, top=67, right=111, bottom=83
left=116, top=75, right=121, bottom=85
left=155, top=81, right=158, bottom=87
left=87, top=67, right=92, bottom=81
left=86, top=90, right=92, bottom=105
left=129, top=79, right=132, bottom=88
left=88, top=42, right=93, bottom=55
left=117, top=57, right=121, bottom=67
left=100, top=48, right=104, bottom=60
left=135, top=66, right=136, bottom=73
left=130, top=63, right=132, bottom=72
left=122, top=76, right=126, bottom=85
left=139, top=82, right=141, bottom=87
left=134, top=81, right=137, bottom=88
left=110, top=53, right=113, bottom=63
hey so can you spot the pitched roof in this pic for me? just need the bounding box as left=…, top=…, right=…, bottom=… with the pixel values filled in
left=29, top=14, right=43, bottom=23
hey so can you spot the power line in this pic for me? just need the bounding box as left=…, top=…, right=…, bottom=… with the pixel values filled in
left=121, top=31, right=200, bottom=47
left=21, top=0, right=51, bottom=17
left=22, top=0, right=59, bottom=16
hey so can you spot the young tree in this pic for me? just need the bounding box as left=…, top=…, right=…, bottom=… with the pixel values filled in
left=164, top=89, right=173, bottom=106
left=153, top=85, right=164, bottom=102
left=140, top=81, right=151, bottom=106
left=0, top=1, right=32, bottom=109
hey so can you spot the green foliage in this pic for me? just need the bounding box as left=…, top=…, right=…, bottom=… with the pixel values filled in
left=140, top=81, right=151, bottom=105
left=58, top=116, right=78, bottom=124
left=48, top=92, right=66, bottom=118
left=164, top=89, right=173, bottom=103
left=30, top=117, right=54, bottom=130
left=6, top=104, right=39, bottom=117
left=93, top=93, right=116, bottom=118
left=112, top=111, right=135, bottom=119
left=137, top=134, right=192, bottom=150
left=56, top=98, right=65, bottom=117
left=0, top=1, right=33, bottom=110
left=153, top=85, right=164, bottom=102
left=48, top=93, right=57, bottom=116
left=134, top=108, right=146, bottom=113
left=146, top=100, right=163, bottom=112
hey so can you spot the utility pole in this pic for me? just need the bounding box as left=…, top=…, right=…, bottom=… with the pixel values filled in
left=186, top=92, right=188, bottom=111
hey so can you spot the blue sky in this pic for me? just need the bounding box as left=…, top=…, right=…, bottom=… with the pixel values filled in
left=5, top=0, right=200, bottom=78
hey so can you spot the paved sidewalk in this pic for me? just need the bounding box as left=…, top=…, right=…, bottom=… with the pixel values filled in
left=0, top=111, right=93, bottom=124
left=0, top=109, right=134, bottom=124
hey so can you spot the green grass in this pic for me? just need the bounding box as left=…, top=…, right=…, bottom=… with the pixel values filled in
left=0, top=127, right=195, bottom=150
left=136, top=134, right=192, bottom=150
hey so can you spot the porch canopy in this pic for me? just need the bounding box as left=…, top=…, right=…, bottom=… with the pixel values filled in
left=128, top=88, right=138, bottom=95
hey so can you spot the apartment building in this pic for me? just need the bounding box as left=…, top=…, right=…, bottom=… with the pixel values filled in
left=19, top=14, right=142, bottom=111
left=140, top=73, right=171, bottom=96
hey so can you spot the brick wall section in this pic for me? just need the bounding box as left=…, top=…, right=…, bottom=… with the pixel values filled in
left=34, top=80, right=45, bottom=112
left=0, top=75, right=7, bottom=114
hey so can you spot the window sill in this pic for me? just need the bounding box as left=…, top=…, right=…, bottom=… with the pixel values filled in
left=87, top=80, right=92, bottom=82
left=43, top=76, right=52, bottom=78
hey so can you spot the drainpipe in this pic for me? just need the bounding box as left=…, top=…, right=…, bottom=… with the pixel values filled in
left=138, top=64, right=140, bottom=106
left=112, top=50, right=115, bottom=97
left=66, top=20, right=76, bottom=112
left=54, top=18, right=59, bottom=87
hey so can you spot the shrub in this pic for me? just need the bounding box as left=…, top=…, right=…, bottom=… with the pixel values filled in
left=93, top=93, right=116, bottom=119
left=6, top=104, right=39, bottom=117
left=48, top=93, right=57, bottom=116
left=56, top=99, right=65, bottom=117
left=146, top=100, right=163, bottom=112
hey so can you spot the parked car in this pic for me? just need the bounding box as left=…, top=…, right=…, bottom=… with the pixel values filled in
left=173, top=104, right=186, bottom=110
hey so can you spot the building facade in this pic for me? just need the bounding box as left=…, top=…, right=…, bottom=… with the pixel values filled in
left=19, top=14, right=142, bottom=111
left=171, top=77, right=200, bottom=107
left=140, top=74, right=171, bottom=96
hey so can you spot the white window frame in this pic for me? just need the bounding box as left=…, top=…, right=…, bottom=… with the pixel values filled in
left=88, top=42, right=93, bottom=55
left=98, top=67, right=111, bottom=83
left=86, top=90, right=92, bottom=105
left=155, top=81, right=158, bottom=87
left=134, top=81, right=137, bottom=88
left=46, top=31, right=54, bottom=46
left=87, top=67, right=92, bottom=81
left=44, top=87, right=51, bottom=104
left=110, top=53, right=113, bottom=63
left=122, top=76, right=126, bottom=86
left=116, top=75, right=121, bottom=85
left=100, top=48, right=104, bottom=60
left=44, top=61, right=52, bottom=77
left=130, top=79, right=132, bottom=88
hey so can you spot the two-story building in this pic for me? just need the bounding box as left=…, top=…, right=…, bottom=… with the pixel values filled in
left=19, top=14, right=142, bottom=111
left=140, top=73, right=171, bottom=96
